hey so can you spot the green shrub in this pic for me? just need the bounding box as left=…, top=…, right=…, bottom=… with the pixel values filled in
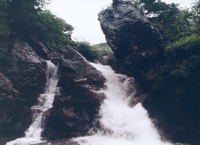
left=35, top=10, right=74, bottom=49
left=165, top=34, right=200, bottom=51
left=171, top=55, right=200, bottom=77
left=92, top=43, right=113, bottom=57
left=75, top=42, right=98, bottom=61
left=75, top=42, right=113, bottom=62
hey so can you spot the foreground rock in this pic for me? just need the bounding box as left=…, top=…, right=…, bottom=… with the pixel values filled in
left=43, top=49, right=105, bottom=140
left=0, top=34, right=105, bottom=143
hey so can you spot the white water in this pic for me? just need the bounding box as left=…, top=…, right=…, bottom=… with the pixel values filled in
left=6, top=61, right=59, bottom=145
left=74, top=62, right=173, bottom=145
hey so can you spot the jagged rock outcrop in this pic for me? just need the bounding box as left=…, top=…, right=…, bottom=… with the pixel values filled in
left=0, top=34, right=105, bottom=144
left=43, top=49, right=105, bottom=139
left=98, top=0, right=162, bottom=75
left=0, top=34, right=47, bottom=143
left=98, top=0, right=163, bottom=101
left=27, top=34, right=64, bottom=60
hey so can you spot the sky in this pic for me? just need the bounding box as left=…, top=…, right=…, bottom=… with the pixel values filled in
left=47, top=0, right=195, bottom=45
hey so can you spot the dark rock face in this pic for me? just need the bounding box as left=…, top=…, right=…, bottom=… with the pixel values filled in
left=0, top=35, right=47, bottom=103
left=27, top=34, right=64, bottom=60
left=98, top=0, right=162, bottom=71
left=98, top=1, right=200, bottom=145
left=0, top=33, right=105, bottom=143
left=43, top=49, right=105, bottom=140
left=98, top=0, right=163, bottom=97
left=0, top=34, right=47, bottom=142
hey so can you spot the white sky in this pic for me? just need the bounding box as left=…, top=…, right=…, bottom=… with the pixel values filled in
left=47, top=0, right=195, bottom=45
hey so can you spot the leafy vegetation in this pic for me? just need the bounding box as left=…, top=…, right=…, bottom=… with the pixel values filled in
left=0, top=0, right=73, bottom=47
left=122, top=1, right=200, bottom=106
left=92, top=43, right=113, bottom=56
left=35, top=10, right=75, bottom=50
left=0, top=0, right=12, bottom=30
left=75, top=42, right=112, bottom=61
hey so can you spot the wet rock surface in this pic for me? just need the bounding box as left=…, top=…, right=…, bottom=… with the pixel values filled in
left=0, top=35, right=47, bottom=104
left=43, top=49, right=105, bottom=140
left=30, top=139, right=80, bottom=145
left=0, top=34, right=47, bottom=143
left=0, top=34, right=105, bottom=143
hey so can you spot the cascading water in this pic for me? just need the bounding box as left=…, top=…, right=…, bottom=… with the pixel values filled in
left=6, top=60, right=59, bottom=145
left=73, top=62, right=174, bottom=145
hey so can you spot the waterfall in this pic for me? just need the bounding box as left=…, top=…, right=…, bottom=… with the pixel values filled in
left=6, top=60, right=59, bottom=145
left=73, top=62, right=174, bottom=145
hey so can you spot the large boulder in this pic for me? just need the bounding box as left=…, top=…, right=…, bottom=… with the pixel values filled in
left=43, top=49, right=105, bottom=140
left=98, top=0, right=162, bottom=73
left=98, top=1, right=163, bottom=115
left=98, top=0, right=163, bottom=118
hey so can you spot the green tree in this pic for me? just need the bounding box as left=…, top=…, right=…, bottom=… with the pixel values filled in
left=129, top=0, right=193, bottom=48
left=191, top=0, right=200, bottom=32
left=35, top=10, right=74, bottom=49
left=0, top=0, right=12, bottom=30
left=0, top=0, right=76, bottom=51
left=6, top=0, right=43, bottom=33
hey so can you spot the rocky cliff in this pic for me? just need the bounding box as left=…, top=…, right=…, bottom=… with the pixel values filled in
left=0, top=33, right=105, bottom=144
left=98, top=1, right=200, bottom=145
left=0, top=34, right=46, bottom=143
left=98, top=0, right=162, bottom=89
